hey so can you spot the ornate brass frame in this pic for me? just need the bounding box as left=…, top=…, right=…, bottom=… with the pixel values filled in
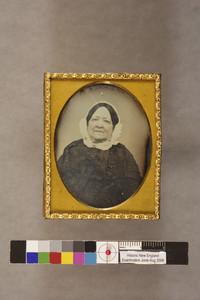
left=44, top=73, right=161, bottom=219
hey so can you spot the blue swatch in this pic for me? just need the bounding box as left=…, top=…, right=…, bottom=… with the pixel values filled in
left=85, top=253, right=96, bottom=265
left=27, top=252, right=38, bottom=264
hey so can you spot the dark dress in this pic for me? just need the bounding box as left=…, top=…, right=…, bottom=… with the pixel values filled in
left=57, top=139, right=142, bottom=208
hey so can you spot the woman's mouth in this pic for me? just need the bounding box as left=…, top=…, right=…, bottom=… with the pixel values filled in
left=94, top=129, right=104, bottom=133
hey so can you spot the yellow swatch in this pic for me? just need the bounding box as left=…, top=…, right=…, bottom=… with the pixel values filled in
left=61, top=252, right=73, bottom=264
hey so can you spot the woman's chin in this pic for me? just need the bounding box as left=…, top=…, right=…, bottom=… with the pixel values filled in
left=92, top=138, right=108, bottom=144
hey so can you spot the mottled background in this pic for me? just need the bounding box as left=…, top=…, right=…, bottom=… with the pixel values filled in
left=0, top=0, right=199, bottom=299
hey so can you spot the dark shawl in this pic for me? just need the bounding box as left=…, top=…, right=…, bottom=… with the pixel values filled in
left=57, top=139, right=142, bottom=208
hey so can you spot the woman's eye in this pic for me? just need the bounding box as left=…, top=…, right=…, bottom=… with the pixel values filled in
left=104, top=120, right=111, bottom=124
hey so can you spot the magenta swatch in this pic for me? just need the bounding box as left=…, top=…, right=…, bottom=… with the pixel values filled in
left=73, top=252, right=84, bottom=264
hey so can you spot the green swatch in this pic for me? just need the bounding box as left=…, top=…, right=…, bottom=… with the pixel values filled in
left=38, top=252, right=50, bottom=264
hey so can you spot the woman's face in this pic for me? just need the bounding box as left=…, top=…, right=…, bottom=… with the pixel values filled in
left=87, top=107, right=113, bottom=143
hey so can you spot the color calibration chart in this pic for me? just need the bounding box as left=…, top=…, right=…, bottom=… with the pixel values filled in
left=10, top=240, right=188, bottom=265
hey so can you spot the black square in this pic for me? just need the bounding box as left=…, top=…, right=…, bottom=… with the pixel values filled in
left=166, top=242, right=188, bottom=265
left=85, top=241, right=96, bottom=253
left=73, top=241, right=85, bottom=252
left=10, top=240, right=26, bottom=263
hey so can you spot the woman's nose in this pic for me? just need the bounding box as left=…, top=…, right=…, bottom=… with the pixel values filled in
left=96, top=120, right=103, bottom=127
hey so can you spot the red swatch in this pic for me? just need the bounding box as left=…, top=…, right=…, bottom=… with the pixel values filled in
left=50, top=252, right=61, bottom=264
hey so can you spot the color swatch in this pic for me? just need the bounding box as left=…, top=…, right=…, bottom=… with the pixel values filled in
left=10, top=240, right=98, bottom=265
left=10, top=240, right=188, bottom=265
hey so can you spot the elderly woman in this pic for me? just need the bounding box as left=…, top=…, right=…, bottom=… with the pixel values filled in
left=57, top=102, right=142, bottom=208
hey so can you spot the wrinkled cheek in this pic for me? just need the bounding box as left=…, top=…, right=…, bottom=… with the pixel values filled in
left=87, top=127, right=93, bottom=138
left=107, top=130, right=113, bottom=139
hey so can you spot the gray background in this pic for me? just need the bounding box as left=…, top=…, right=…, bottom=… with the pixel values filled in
left=0, top=0, right=199, bottom=299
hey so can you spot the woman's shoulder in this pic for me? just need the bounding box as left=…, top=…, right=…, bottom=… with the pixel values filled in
left=61, top=139, right=84, bottom=155
left=113, top=143, right=130, bottom=152
left=65, top=139, right=84, bottom=149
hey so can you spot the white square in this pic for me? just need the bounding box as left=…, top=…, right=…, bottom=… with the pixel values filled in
left=97, top=241, right=119, bottom=264
left=38, top=240, right=50, bottom=252
left=26, top=240, right=38, bottom=252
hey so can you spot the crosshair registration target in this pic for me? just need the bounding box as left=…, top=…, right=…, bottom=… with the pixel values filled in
left=97, top=242, right=119, bottom=264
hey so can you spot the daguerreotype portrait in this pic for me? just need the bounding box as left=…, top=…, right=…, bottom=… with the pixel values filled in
left=44, top=73, right=161, bottom=219
left=56, top=85, right=149, bottom=208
